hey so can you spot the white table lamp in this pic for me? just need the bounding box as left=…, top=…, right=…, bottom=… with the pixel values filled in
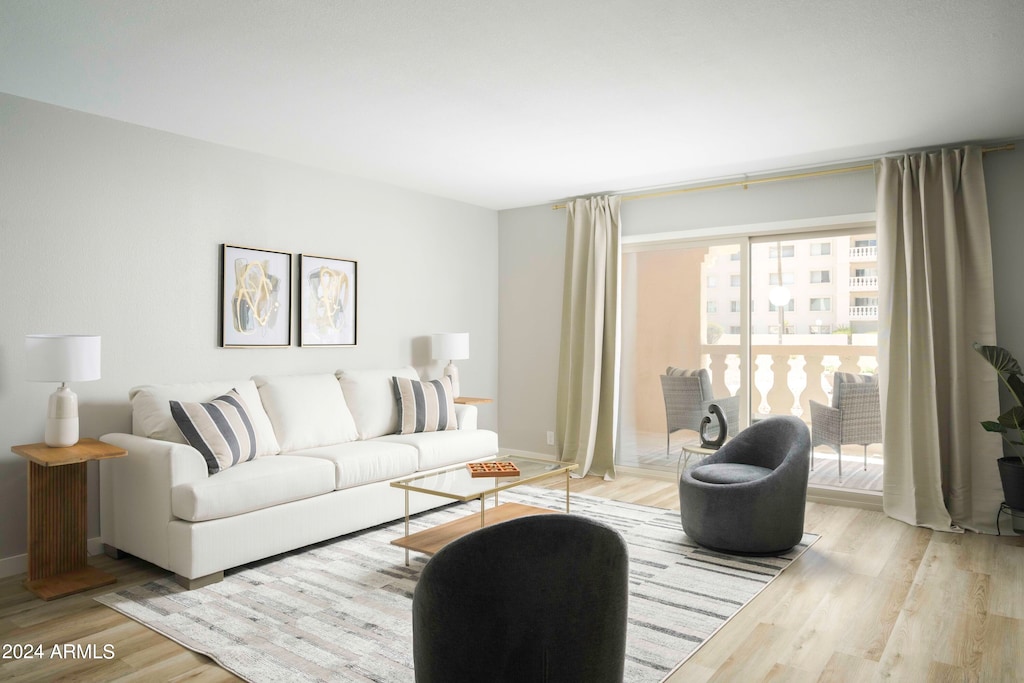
left=25, top=334, right=101, bottom=447
left=432, top=333, right=469, bottom=398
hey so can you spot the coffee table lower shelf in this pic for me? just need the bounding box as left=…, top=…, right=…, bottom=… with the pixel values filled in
left=391, top=502, right=558, bottom=558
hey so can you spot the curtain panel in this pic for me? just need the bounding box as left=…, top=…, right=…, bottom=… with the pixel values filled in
left=556, top=196, right=621, bottom=478
left=876, top=146, right=1003, bottom=532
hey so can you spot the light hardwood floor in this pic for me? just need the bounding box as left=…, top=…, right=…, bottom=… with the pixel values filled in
left=1, top=474, right=1021, bottom=682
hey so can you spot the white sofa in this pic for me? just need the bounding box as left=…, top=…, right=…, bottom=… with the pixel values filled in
left=99, top=367, right=498, bottom=588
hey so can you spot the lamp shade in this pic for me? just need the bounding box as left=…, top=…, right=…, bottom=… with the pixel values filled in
left=432, top=333, right=469, bottom=361
left=25, top=334, right=101, bottom=383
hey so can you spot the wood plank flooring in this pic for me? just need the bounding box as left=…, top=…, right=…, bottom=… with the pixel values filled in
left=1, top=473, right=1021, bottom=682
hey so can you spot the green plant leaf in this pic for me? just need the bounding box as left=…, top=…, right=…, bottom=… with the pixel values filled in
left=998, top=406, right=1024, bottom=429
left=981, top=420, right=1007, bottom=433
left=973, top=343, right=1022, bottom=375
left=1008, top=373, right=1024, bottom=406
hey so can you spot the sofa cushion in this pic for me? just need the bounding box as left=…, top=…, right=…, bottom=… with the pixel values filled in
left=378, top=429, right=499, bottom=470
left=690, top=463, right=774, bottom=485
left=254, top=373, right=359, bottom=451
left=171, top=456, right=335, bottom=522
left=393, top=376, right=458, bottom=434
left=290, top=440, right=419, bottom=490
left=130, top=379, right=281, bottom=456
left=170, top=389, right=261, bottom=474
left=337, top=366, right=420, bottom=439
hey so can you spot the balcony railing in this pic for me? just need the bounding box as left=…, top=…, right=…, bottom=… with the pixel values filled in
left=849, top=246, right=878, bottom=260
left=849, top=305, right=879, bottom=319
left=849, top=275, right=878, bottom=290
left=700, top=343, right=878, bottom=420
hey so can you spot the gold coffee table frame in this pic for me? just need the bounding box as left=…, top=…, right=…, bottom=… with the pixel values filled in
left=390, top=455, right=578, bottom=565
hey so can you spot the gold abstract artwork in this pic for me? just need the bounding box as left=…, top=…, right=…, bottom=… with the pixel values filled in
left=232, top=259, right=282, bottom=335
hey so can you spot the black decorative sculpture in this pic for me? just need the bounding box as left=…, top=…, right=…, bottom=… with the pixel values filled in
left=699, top=403, right=728, bottom=449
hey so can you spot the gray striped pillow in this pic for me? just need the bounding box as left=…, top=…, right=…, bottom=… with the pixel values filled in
left=392, top=376, right=458, bottom=434
left=170, top=389, right=260, bottom=474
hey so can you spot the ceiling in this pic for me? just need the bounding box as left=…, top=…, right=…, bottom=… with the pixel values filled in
left=3, top=1, right=1024, bottom=210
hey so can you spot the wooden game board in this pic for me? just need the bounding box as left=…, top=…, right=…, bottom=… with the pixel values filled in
left=467, top=461, right=521, bottom=477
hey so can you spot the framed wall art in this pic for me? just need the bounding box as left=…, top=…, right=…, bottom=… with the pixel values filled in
left=220, top=244, right=292, bottom=347
left=299, top=254, right=357, bottom=347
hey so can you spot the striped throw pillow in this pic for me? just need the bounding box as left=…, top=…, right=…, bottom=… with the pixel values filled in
left=392, top=376, right=458, bottom=435
left=170, top=389, right=261, bottom=474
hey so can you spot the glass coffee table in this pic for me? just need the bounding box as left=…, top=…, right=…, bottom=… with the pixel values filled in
left=390, top=455, right=579, bottom=565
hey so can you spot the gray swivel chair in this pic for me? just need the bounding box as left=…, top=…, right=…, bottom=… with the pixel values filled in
left=809, top=372, right=881, bottom=477
left=412, top=514, right=629, bottom=683
left=660, top=367, right=739, bottom=455
left=678, top=415, right=810, bottom=554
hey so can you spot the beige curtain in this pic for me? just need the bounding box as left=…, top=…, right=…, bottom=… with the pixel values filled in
left=876, top=146, right=1003, bottom=532
left=556, top=196, right=621, bottom=478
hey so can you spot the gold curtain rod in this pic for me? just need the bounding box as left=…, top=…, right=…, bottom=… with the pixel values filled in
left=550, top=143, right=1016, bottom=210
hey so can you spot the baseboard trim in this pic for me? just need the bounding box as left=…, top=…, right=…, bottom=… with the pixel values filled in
left=501, top=448, right=557, bottom=462
left=807, top=486, right=884, bottom=511
left=0, top=536, right=106, bottom=580
left=0, top=553, right=26, bottom=580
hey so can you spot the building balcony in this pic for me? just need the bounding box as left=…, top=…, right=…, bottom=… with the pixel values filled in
left=848, top=275, right=878, bottom=290
left=849, top=305, right=879, bottom=320
left=849, top=246, right=877, bottom=260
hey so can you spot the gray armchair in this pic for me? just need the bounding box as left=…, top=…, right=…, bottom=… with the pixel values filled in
left=412, top=514, right=629, bottom=683
left=660, top=367, right=739, bottom=455
left=809, top=372, right=881, bottom=477
left=678, top=415, right=810, bottom=554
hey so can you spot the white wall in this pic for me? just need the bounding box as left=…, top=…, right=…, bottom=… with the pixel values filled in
left=498, top=147, right=1024, bottom=457
left=0, top=94, right=499, bottom=565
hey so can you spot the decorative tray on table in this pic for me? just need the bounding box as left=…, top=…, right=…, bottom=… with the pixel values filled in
left=466, top=461, right=521, bottom=478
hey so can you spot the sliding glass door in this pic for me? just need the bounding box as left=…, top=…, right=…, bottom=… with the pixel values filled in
left=618, top=226, right=882, bottom=493
left=617, top=240, right=746, bottom=474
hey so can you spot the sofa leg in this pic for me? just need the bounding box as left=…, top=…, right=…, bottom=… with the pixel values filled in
left=174, top=571, right=224, bottom=590
left=103, top=544, right=126, bottom=559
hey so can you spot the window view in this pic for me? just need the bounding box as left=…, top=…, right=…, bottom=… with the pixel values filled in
left=618, top=229, right=882, bottom=493
left=618, top=243, right=744, bottom=474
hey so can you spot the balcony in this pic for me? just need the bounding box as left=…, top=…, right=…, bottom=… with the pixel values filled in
left=849, top=275, right=879, bottom=290
left=849, top=305, right=879, bottom=320
left=849, top=246, right=877, bottom=260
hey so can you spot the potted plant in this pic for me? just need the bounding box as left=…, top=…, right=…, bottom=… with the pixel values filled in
left=973, top=343, right=1024, bottom=511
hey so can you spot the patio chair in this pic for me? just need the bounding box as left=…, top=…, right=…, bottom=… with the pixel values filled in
left=412, top=514, right=628, bottom=683
left=809, top=372, right=882, bottom=477
left=660, top=367, right=739, bottom=455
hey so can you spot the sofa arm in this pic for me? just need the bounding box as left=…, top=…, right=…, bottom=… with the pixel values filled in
left=455, top=404, right=478, bottom=430
left=99, top=433, right=209, bottom=571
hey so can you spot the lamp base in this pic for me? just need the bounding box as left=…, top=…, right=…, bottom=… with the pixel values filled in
left=443, top=362, right=461, bottom=398
left=45, top=385, right=80, bottom=448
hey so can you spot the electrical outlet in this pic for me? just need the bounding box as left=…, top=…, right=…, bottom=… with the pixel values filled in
left=546, top=431, right=555, bottom=446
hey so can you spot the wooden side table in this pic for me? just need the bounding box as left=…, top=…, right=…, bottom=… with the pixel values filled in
left=11, top=438, right=127, bottom=600
left=454, top=396, right=493, bottom=405
left=453, top=398, right=492, bottom=436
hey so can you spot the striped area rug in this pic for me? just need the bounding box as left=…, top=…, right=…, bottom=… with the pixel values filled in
left=96, top=488, right=817, bottom=682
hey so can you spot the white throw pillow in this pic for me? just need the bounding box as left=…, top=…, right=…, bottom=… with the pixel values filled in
left=337, top=366, right=420, bottom=439
left=254, top=374, right=359, bottom=452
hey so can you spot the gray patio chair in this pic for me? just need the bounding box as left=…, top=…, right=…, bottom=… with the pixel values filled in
left=660, top=367, right=739, bottom=455
left=808, top=372, right=882, bottom=477
left=412, top=514, right=628, bottom=683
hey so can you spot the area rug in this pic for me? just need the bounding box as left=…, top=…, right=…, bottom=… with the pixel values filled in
left=96, top=487, right=817, bottom=682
